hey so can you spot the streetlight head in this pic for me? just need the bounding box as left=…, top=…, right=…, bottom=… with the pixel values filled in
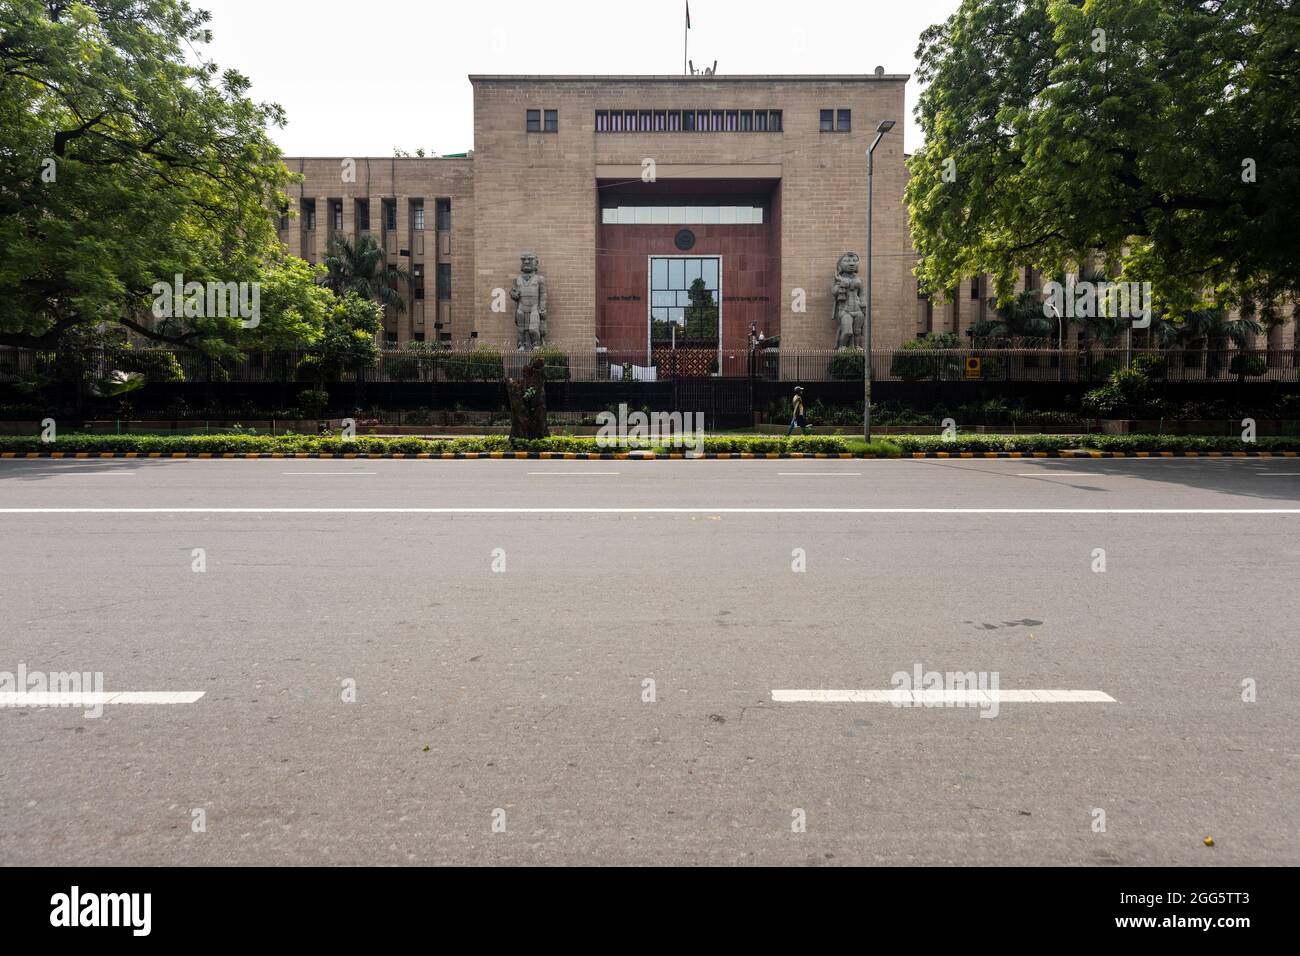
left=876, top=120, right=896, bottom=133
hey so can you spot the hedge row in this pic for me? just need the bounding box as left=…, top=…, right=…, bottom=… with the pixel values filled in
left=1, top=433, right=1297, bottom=455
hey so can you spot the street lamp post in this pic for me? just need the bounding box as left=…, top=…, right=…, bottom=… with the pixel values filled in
left=864, top=119, right=895, bottom=443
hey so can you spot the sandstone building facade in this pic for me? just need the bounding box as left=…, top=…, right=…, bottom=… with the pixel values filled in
left=280, top=73, right=916, bottom=362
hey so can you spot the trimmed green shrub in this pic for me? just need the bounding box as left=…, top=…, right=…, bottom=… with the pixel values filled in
left=534, top=347, right=571, bottom=382
left=1229, top=353, right=1268, bottom=379
left=828, top=349, right=864, bottom=380
left=297, top=389, right=329, bottom=415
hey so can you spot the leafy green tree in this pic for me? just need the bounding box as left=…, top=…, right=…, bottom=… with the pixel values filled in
left=0, top=0, right=293, bottom=352
left=906, top=0, right=1300, bottom=318
left=311, top=292, right=382, bottom=385
left=242, top=256, right=331, bottom=353
left=319, top=233, right=410, bottom=313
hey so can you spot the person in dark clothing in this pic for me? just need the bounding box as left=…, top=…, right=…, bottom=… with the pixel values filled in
left=786, top=386, right=810, bottom=436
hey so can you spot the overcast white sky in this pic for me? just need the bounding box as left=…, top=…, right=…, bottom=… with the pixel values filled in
left=194, top=0, right=961, bottom=157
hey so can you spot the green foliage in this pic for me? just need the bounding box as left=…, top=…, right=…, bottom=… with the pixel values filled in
left=0, top=0, right=292, bottom=353
left=241, top=256, right=330, bottom=353
left=906, top=0, right=1300, bottom=314
left=296, top=389, right=329, bottom=415
left=313, top=293, right=382, bottom=382
left=319, top=234, right=410, bottom=313
left=8, top=433, right=1299, bottom=456
left=444, top=347, right=504, bottom=381
left=828, top=349, right=864, bottom=380
left=888, top=334, right=965, bottom=381
left=1228, top=352, right=1269, bottom=379
left=1130, top=353, right=1167, bottom=380
left=1081, top=367, right=1157, bottom=418
left=534, top=347, right=570, bottom=381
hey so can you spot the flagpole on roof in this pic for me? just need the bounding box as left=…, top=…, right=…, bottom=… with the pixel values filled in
left=684, top=1, right=690, bottom=75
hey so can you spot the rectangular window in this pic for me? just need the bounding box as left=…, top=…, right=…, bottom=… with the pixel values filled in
left=682, top=110, right=694, bottom=131
left=595, top=110, right=609, bottom=132
left=754, top=111, right=767, bottom=132
left=436, top=198, right=451, bottom=231
left=355, top=199, right=370, bottom=231
left=739, top=110, right=752, bottom=132
left=412, top=200, right=425, bottom=232
left=413, top=264, right=425, bottom=301
left=653, top=110, right=667, bottom=131
left=526, top=109, right=541, bottom=133
left=769, top=111, right=782, bottom=131
left=437, top=263, right=451, bottom=300
left=668, top=111, right=682, bottom=131
left=303, top=200, right=316, bottom=231
left=383, top=199, right=396, bottom=232
left=696, top=110, right=709, bottom=131
left=710, top=110, right=723, bottom=131
left=544, top=109, right=558, bottom=133
left=970, top=277, right=982, bottom=299
left=330, top=201, right=343, bottom=231
left=820, top=109, right=834, bottom=132
left=837, top=109, right=851, bottom=132
left=413, top=332, right=425, bottom=343
left=638, top=110, right=651, bottom=132
left=610, top=110, right=622, bottom=132
left=624, top=111, right=637, bottom=131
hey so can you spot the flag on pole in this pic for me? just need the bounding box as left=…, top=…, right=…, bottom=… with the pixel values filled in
left=686, top=1, right=691, bottom=29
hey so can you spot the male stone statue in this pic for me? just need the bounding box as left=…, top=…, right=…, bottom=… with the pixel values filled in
left=510, top=252, right=548, bottom=350
left=832, top=252, right=865, bottom=349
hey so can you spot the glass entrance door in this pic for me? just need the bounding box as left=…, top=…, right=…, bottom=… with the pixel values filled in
left=648, top=256, right=721, bottom=372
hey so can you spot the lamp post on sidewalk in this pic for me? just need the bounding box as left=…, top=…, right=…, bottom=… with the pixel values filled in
left=865, top=119, right=895, bottom=443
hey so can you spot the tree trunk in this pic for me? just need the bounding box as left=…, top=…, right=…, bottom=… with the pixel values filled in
left=505, top=357, right=549, bottom=440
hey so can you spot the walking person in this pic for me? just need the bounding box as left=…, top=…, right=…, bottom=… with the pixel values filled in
left=786, top=385, right=811, bottom=436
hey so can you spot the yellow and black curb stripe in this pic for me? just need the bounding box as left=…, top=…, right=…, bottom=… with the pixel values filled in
left=2, top=450, right=1296, bottom=461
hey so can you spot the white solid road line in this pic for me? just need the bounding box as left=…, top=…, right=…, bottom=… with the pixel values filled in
left=778, top=472, right=862, bottom=477
left=0, top=691, right=205, bottom=706
left=280, top=471, right=378, bottom=475
left=1, top=507, right=1298, bottom=515
left=772, top=689, right=1116, bottom=703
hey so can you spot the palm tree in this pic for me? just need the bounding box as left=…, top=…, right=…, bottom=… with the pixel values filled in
left=319, top=234, right=411, bottom=313
left=1148, top=306, right=1262, bottom=377
left=970, top=289, right=1056, bottom=344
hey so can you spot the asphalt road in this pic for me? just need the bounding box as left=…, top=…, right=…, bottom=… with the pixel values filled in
left=1, top=457, right=1297, bottom=865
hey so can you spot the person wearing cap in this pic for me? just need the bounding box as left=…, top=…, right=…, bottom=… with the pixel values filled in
left=786, top=386, right=810, bottom=436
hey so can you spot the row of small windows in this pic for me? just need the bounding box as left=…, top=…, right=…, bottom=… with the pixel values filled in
left=601, top=205, right=765, bottom=225
left=594, top=109, right=783, bottom=133
left=526, top=109, right=559, bottom=133
left=289, top=198, right=452, bottom=232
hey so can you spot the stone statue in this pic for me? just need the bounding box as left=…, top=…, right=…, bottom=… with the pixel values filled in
left=510, top=252, right=548, bottom=350
left=832, top=252, right=865, bottom=349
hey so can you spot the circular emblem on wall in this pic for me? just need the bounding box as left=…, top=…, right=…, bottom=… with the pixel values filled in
left=674, top=228, right=696, bottom=251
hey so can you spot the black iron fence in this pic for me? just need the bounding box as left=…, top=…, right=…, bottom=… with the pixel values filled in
left=2, top=346, right=1297, bottom=385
